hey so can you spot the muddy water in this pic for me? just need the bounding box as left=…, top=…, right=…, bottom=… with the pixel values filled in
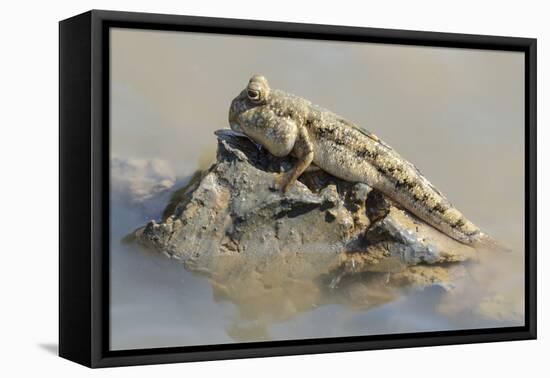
left=110, top=197, right=523, bottom=350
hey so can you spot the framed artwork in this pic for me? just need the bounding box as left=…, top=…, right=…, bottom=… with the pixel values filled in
left=59, top=10, right=536, bottom=368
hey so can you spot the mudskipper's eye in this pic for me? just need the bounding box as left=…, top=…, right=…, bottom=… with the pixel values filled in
left=247, top=89, right=260, bottom=101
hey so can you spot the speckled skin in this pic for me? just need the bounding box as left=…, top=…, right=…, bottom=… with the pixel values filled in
left=229, top=75, right=481, bottom=244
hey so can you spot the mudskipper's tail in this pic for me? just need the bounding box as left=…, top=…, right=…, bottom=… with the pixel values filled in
left=472, top=232, right=512, bottom=253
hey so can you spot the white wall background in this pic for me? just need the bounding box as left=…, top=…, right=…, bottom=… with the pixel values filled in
left=0, top=0, right=546, bottom=376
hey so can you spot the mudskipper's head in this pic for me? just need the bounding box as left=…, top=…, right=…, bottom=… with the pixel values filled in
left=228, top=74, right=271, bottom=133
left=228, top=75, right=298, bottom=157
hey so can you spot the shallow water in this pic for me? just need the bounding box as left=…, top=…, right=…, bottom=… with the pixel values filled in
left=110, top=196, right=523, bottom=350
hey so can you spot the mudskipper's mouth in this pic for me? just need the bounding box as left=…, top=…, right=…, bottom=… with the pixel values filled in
left=214, top=129, right=248, bottom=139
left=230, top=121, right=244, bottom=133
left=216, top=127, right=263, bottom=152
left=228, top=107, right=243, bottom=133
left=226, top=108, right=262, bottom=148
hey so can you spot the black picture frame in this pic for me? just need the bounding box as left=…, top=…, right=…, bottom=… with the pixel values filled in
left=59, top=9, right=537, bottom=368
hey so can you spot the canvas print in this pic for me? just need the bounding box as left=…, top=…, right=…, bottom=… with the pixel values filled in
left=110, top=28, right=525, bottom=350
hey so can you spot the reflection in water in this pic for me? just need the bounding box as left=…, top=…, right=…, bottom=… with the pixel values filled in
left=110, top=195, right=523, bottom=350
left=204, top=252, right=403, bottom=342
